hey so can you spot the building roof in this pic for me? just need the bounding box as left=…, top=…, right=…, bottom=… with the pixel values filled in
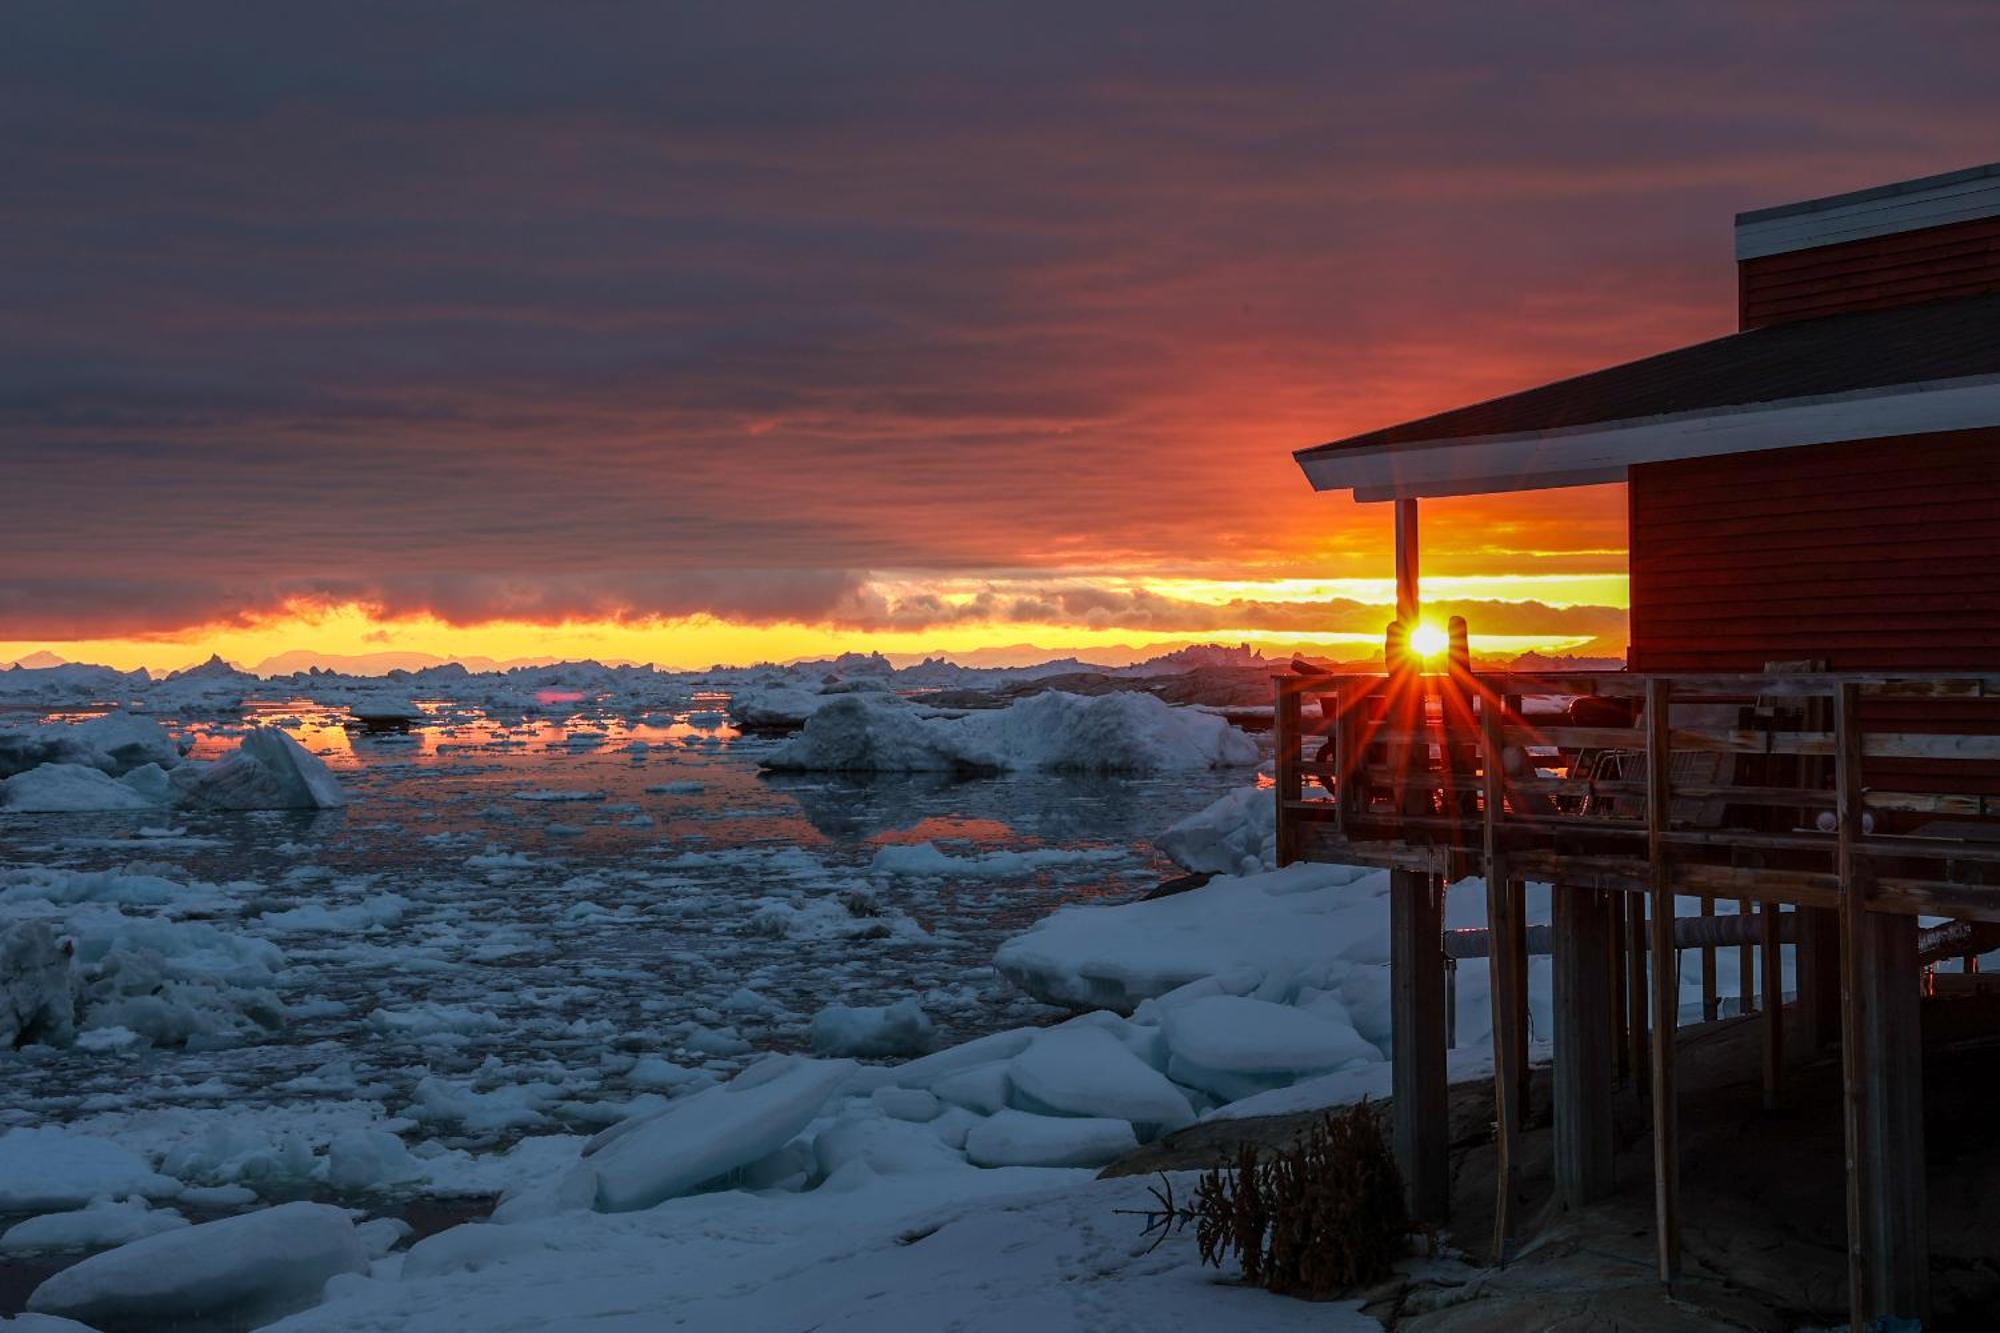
left=1295, top=291, right=2000, bottom=502
left=1735, top=160, right=2000, bottom=260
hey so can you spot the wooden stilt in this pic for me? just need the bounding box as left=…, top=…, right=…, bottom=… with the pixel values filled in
left=1626, top=889, right=1650, bottom=1100
left=1509, top=876, right=1532, bottom=1115
left=1797, top=906, right=1842, bottom=1052
left=1483, top=698, right=1522, bottom=1263
left=1761, top=902, right=1784, bottom=1111
left=1835, top=682, right=1929, bottom=1329
left=1738, top=896, right=1756, bottom=1016
left=1553, top=884, right=1617, bottom=1208
left=1700, top=897, right=1720, bottom=1022
left=1646, top=678, right=1681, bottom=1286
left=1392, top=867, right=1450, bottom=1224
left=1608, top=891, right=1629, bottom=1085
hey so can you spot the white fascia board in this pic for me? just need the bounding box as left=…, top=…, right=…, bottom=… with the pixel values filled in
left=1736, top=169, right=2000, bottom=260
left=1300, top=374, right=2000, bottom=503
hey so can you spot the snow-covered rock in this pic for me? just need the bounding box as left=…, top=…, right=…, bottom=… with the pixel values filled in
left=571, top=1056, right=855, bottom=1212
left=170, top=727, right=348, bottom=810
left=809, top=998, right=935, bottom=1058
left=26, top=1201, right=367, bottom=1330
left=1006, top=1026, right=1194, bottom=1135
left=962, top=1109, right=1137, bottom=1168
left=1156, top=783, right=1276, bottom=876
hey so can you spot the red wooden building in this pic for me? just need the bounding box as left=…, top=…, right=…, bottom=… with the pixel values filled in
left=1277, top=163, right=2000, bottom=1330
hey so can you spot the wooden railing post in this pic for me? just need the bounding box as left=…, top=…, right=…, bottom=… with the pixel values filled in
left=1645, top=676, right=1681, bottom=1287
left=1275, top=680, right=1302, bottom=867
left=1483, top=690, right=1522, bottom=1263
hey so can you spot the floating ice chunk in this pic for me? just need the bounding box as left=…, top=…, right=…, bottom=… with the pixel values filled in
left=0, top=1128, right=179, bottom=1212
left=353, top=1216, right=411, bottom=1259
left=627, top=1057, right=712, bottom=1093
left=1, top=763, right=160, bottom=813
left=26, top=1201, right=366, bottom=1330
left=572, top=1055, right=854, bottom=1212
left=963, top=1109, right=1137, bottom=1168
left=324, top=1129, right=424, bottom=1192
left=764, top=690, right=1258, bottom=775
left=868, top=841, right=1129, bottom=878
left=1157, top=784, right=1276, bottom=876
left=1007, top=1026, right=1194, bottom=1134
left=509, top=788, right=605, bottom=803
left=401, top=1222, right=552, bottom=1279
left=809, top=998, right=935, bottom=1058
left=0, top=1199, right=188, bottom=1255
left=1, top=921, right=75, bottom=1047
left=169, top=728, right=347, bottom=810
left=0, top=711, right=182, bottom=779
left=347, top=695, right=423, bottom=723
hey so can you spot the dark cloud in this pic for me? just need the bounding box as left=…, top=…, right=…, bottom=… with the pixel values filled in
left=3, top=2, right=1998, bottom=635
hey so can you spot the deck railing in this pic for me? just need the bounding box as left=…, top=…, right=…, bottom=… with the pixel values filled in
left=1273, top=668, right=2000, bottom=922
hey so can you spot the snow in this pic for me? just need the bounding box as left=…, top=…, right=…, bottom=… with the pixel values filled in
left=1160, top=994, right=1379, bottom=1076
left=26, top=1201, right=368, bottom=1330
left=567, top=1055, right=856, bottom=1213
left=963, top=1109, right=1138, bottom=1168
left=764, top=690, right=1259, bottom=774
left=1006, top=1025, right=1195, bottom=1135
left=993, top=860, right=1388, bottom=1013
left=0, top=1127, right=179, bottom=1212
left=809, top=997, right=936, bottom=1057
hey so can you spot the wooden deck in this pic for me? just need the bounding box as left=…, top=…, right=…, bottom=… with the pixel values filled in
left=1273, top=665, right=2000, bottom=1332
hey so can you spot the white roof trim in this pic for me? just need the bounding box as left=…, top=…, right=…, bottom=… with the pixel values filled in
left=1299, top=374, right=2000, bottom=503
left=1736, top=165, right=2000, bottom=261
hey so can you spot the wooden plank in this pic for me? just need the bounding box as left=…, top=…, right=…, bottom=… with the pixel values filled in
left=1391, top=868, right=1450, bottom=1224
left=1553, top=884, right=1617, bottom=1208
left=1645, top=677, right=1681, bottom=1284
left=1739, top=898, right=1756, bottom=1018
left=1835, top=682, right=1871, bottom=1330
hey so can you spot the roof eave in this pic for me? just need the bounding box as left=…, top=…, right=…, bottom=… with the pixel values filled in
left=1297, top=374, right=2000, bottom=502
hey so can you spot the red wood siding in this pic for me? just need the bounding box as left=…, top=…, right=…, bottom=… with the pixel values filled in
left=1738, top=213, right=2000, bottom=329
left=1628, top=429, right=2000, bottom=674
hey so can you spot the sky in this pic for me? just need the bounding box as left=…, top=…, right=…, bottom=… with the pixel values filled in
left=4, top=2, right=1998, bottom=672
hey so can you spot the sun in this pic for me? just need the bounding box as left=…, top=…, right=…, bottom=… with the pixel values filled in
left=1408, top=622, right=1449, bottom=659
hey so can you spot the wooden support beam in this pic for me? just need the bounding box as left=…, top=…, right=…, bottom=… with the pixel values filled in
left=1483, top=698, right=1522, bottom=1263
left=1700, top=897, right=1720, bottom=1022
left=1836, top=682, right=1930, bottom=1329
left=1608, top=890, right=1629, bottom=1084
left=1797, top=906, right=1842, bottom=1052
left=1553, top=883, right=1617, bottom=1209
left=1627, top=886, right=1650, bottom=1099
left=1738, top=897, right=1756, bottom=1017
left=1761, top=903, right=1784, bottom=1111
left=1391, top=867, right=1450, bottom=1224
left=1510, top=876, right=1532, bottom=1116
left=1394, top=497, right=1420, bottom=626
left=1646, top=677, right=1682, bottom=1286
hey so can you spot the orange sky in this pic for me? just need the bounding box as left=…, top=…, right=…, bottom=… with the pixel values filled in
left=4, top=5, right=1994, bottom=674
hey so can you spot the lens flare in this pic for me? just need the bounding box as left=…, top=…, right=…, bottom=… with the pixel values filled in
left=1408, top=622, right=1449, bottom=658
